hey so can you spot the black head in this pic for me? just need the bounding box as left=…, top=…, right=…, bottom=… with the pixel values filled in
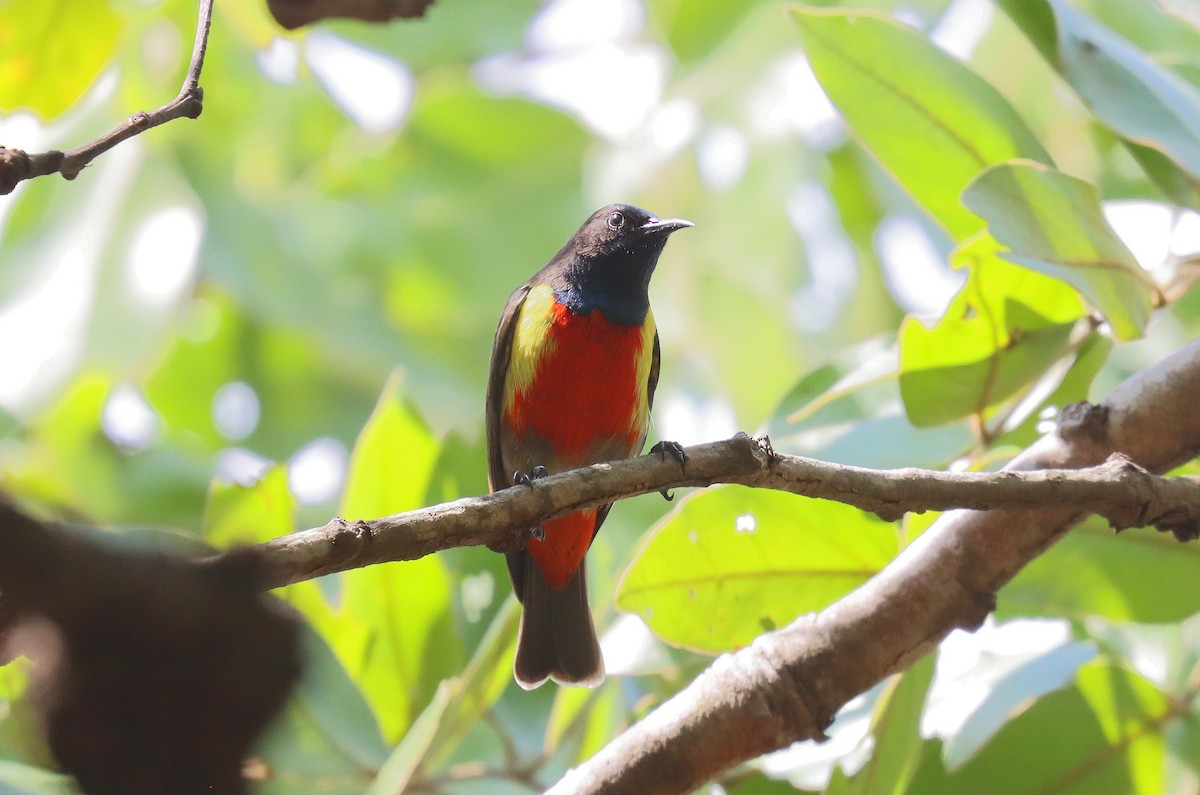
left=570, top=204, right=694, bottom=260
left=542, top=203, right=693, bottom=325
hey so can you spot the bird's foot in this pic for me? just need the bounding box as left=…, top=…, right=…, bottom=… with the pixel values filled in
left=512, top=465, right=549, bottom=487
left=649, top=441, right=686, bottom=501
left=513, top=466, right=550, bottom=541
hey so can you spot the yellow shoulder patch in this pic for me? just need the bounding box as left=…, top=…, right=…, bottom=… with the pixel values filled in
left=629, top=308, right=657, bottom=437
left=503, top=283, right=559, bottom=414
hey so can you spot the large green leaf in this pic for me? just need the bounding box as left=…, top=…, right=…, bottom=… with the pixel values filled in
left=416, top=597, right=520, bottom=776
left=254, top=629, right=389, bottom=795
left=792, top=6, right=1051, bottom=240
left=203, top=466, right=294, bottom=548
left=0, top=0, right=123, bottom=118
left=617, top=486, right=898, bottom=653
left=365, top=682, right=451, bottom=795
left=899, top=246, right=1084, bottom=427
left=827, top=654, right=935, bottom=795
left=1002, top=517, right=1200, bottom=624
left=993, top=332, right=1113, bottom=449
left=998, top=0, right=1200, bottom=204
left=911, top=664, right=1172, bottom=794
left=326, top=373, right=460, bottom=743
left=962, top=161, right=1155, bottom=340
left=764, top=336, right=973, bottom=469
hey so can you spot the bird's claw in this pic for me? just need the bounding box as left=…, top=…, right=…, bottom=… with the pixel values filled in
left=650, top=440, right=687, bottom=469
left=513, top=467, right=550, bottom=541
left=649, top=441, right=686, bottom=502
left=512, top=465, right=549, bottom=488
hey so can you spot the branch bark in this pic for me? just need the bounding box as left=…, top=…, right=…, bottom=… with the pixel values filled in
left=0, top=0, right=213, bottom=195
left=544, top=341, right=1200, bottom=794
left=252, top=415, right=1200, bottom=591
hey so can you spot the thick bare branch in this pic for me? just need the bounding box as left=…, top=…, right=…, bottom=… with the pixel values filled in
left=0, top=0, right=212, bottom=195
left=546, top=342, right=1200, bottom=794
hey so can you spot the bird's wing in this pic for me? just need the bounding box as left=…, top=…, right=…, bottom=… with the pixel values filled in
left=486, top=283, right=531, bottom=494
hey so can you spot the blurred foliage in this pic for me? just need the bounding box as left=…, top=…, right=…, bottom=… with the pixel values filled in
left=3, top=0, right=1200, bottom=792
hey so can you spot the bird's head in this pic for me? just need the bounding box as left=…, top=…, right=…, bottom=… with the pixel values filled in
left=571, top=204, right=694, bottom=261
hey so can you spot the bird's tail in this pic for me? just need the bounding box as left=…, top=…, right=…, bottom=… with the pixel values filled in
left=513, top=558, right=604, bottom=690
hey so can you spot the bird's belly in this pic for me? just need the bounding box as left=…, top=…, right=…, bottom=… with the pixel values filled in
left=505, top=308, right=648, bottom=467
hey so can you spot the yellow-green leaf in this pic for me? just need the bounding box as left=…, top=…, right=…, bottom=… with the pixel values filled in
left=617, top=486, right=898, bottom=653
left=792, top=6, right=1051, bottom=240
left=325, top=372, right=460, bottom=742
left=0, top=0, right=124, bottom=119
left=962, top=161, right=1155, bottom=340
left=900, top=247, right=1084, bottom=427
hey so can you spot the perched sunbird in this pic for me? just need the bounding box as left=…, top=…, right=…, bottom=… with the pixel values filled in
left=485, top=204, right=692, bottom=689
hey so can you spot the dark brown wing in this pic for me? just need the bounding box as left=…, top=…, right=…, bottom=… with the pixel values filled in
left=486, top=284, right=534, bottom=602
left=485, top=284, right=531, bottom=494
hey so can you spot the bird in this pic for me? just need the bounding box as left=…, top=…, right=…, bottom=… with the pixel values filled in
left=485, top=203, right=692, bottom=689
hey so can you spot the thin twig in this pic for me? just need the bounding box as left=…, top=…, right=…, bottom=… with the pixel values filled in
left=0, top=0, right=214, bottom=194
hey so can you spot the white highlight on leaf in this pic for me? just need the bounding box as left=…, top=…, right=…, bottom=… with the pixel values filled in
left=696, top=126, right=749, bottom=192
left=474, top=0, right=666, bottom=141
left=101, top=384, right=162, bottom=451
left=306, top=32, right=414, bottom=134
left=461, top=572, right=495, bottom=623
left=258, top=37, right=300, bottom=85
left=874, top=214, right=964, bottom=318
left=288, top=436, right=349, bottom=505
left=745, top=53, right=844, bottom=149
left=931, top=0, right=994, bottom=60
left=129, top=205, right=203, bottom=304
left=216, top=447, right=273, bottom=486
left=213, top=381, right=261, bottom=441
left=1103, top=200, right=1172, bottom=270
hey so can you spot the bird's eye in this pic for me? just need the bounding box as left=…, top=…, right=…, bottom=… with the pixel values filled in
left=607, top=211, right=625, bottom=230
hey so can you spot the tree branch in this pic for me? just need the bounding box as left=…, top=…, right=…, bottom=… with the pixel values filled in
left=544, top=340, right=1200, bottom=794
left=0, top=0, right=213, bottom=195
left=251, top=416, right=1200, bottom=591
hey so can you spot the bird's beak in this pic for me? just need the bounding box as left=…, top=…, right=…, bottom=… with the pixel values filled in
left=640, top=217, right=694, bottom=234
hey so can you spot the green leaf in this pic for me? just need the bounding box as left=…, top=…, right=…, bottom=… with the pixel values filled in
left=1126, top=140, right=1200, bottom=210
left=545, top=683, right=597, bottom=755
left=994, top=332, right=1113, bottom=449
left=828, top=654, right=935, bottom=795
left=791, top=6, right=1051, bottom=240
left=942, top=641, right=1097, bottom=770
left=765, top=334, right=899, bottom=440
left=254, top=629, right=388, bottom=795
left=764, top=335, right=973, bottom=469
left=203, top=466, right=294, bottom=548
left=899, top=249, right=1083, bottom=427
left=617, top=486, right=898, bottom=653
left=998, top=0, right=1200, bottom=197
left=911, top=664, right=1172, bottom=794
left=323, top=373, right=460, bottom=743
left=0, top=0, right=123, bottom=119
left=417, top=597, right=520, bottom=776
left=649, top=0, right=762, bottom=64
left=962, top=161, right=1155, bottom=340
left=366, top=682, right=452, bottom=795
left=1002, top=517, right=1200, bottom=624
